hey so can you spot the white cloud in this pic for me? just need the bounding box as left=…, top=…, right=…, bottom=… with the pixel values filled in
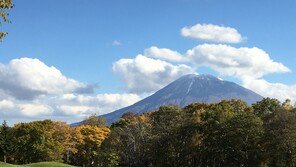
left=114, top=43, right=292, bottom=102
left=57, top=105, right=94, bottom=116
left=57, top=93, right=141, bottom=116
left=243, top=78, right=296, bottom=102
left=186, top=44, right=290, bottom=79
left=144, top=46, right=186, bottom=62
left=0, top=58, right=93, bottom=100
left=0, top=100, right=53, bottom=118
left=61, top=93, right=76, bottom=100
left=113, top=54, right=195, bottom=94
left=54, top=93, right=141, bottom=118
left=0, top=57, right=142, bottom=124
left=182, top=44, right=292, bottom=102
left=112, top=44, right=290, bottom=97
left=0, top=93, right=141, bottom=124
left=0, top=100, right=14, bottom=110
left=181, top=23, right=244, bottom=43
left=95, top=94, right=140, bottom=108
left=19, top=103, right=53, bottom=117
left=112, top=40, right=122, bottom=46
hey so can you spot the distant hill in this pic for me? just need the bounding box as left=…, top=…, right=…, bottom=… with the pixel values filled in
left=72, top=74, right=263, bottom=125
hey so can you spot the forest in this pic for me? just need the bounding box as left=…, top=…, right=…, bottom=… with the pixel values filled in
left=1, top=98, right=296, bottom=167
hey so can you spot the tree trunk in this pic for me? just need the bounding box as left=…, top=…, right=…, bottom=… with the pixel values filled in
left=4, top=155, right=7, bottom=163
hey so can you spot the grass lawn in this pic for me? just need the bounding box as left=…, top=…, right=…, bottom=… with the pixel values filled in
left=0, top=162, right=75, bottom=167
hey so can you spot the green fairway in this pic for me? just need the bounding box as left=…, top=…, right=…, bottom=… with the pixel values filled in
left=0, top=162, right=75, bottom=167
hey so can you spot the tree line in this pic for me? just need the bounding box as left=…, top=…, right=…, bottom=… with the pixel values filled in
left=1, top=98, right=296, bottom=166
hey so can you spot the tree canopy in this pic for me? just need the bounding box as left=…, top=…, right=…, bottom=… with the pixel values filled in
left=2, top=98, right=296, bottom=166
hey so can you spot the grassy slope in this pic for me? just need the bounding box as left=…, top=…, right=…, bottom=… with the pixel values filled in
left=0, top=162, right=15, bottom=167
left=0, top=162, right=75, bottom=167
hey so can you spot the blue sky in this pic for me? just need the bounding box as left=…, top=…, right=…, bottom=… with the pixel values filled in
left=1, top=0, right=296, bottom=124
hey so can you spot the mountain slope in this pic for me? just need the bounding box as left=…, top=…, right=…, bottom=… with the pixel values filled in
left=101, top=74, right=263, bottom=124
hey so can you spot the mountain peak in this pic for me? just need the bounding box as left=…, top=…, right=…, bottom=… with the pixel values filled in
left=179, top=73, right=219, bottom=81
left=181, top=73, right=214, bottom=78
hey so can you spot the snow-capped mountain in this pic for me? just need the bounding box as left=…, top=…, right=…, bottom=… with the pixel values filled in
left=100, top=74, right=263, bottom=124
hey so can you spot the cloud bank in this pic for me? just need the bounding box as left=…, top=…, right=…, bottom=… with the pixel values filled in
left=0, top=58, right=140, bottom=124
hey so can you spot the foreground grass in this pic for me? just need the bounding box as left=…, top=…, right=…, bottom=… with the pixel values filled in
left=0, top=161, right=75, bottom=167
left=0, top=162, right=15, bottom=167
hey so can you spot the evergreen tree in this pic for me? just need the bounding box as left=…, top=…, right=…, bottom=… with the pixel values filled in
left=0, top=120, right=12, bottom=163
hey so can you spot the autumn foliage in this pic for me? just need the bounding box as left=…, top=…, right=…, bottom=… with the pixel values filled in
left=1, top=98, right=296, bottom=166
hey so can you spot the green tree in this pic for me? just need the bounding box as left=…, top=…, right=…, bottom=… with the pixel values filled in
left=218, top=112, right=263, bottom=166
left=11, top=120, right=72, bottom=164
left=110, top=112, right=136, bottom=128
left=101, top=101, right=261, bottom=167
left=83, top=114, right=107, bottom=127
left=282, top=99, right=293, bottom=111
left=252, top=98, right=282, bottom=118
left=197, top=100, right=258, bottom=166
left=52, top=121, right=75, bottom=163
left=149, top=106, right=186, bottom=166
left=173, top=106, right=205, bottom=166
left=0, top=120, right=13, bottom=163
left=100, top=114, right=152, bottom=167
left=263, top=109, right=296, bottom=166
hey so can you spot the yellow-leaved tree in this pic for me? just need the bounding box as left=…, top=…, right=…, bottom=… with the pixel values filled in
left=70, top=125, right=110, bottom=167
